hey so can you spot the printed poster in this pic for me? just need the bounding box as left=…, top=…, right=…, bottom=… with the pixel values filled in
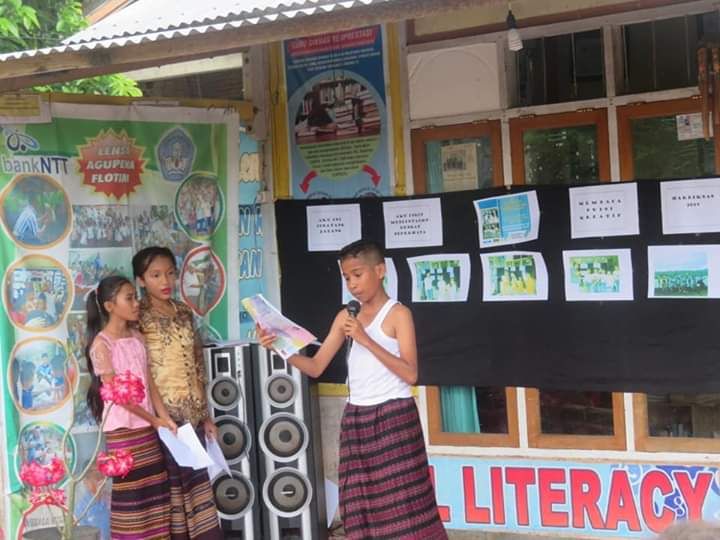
left=648, top=245, right=720, bottom=299
left=341, top=257, right=397, bottom=304
left=306, top=203, right=362, bottom=252
left=237, top=131, right=265, bottom=341
left=480, top=251, right=548, bottom=302
left=660, top=178, right=720, bottom=234
left=440, top=143, right=478, bottom=192
left=569, top=183, right=639, bottom=239
left=407, top=254, right=471, bottom=302
left=285, top=26, right=391, bottom=198
left=563, top=249, right=634, bottom=301
left=383, top=197, right=443, bottom=249
left=676, top=113, right=706, bottom=141
left=0, top=102, right=240, bottom=540
left=474, top=191, right=540, bottom=249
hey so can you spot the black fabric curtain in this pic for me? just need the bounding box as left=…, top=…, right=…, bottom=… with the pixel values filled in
left=275, top=180, right=720, bottom=393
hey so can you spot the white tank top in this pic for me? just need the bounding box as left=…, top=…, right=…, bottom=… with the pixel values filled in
left=347, top=299, right=412, bottom=406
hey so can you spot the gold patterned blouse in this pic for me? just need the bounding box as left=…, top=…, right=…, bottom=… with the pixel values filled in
left=138, top=297, right=208, bottom=426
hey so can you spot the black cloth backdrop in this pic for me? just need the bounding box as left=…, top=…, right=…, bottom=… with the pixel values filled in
left=275, top=179, right=720, bottom=394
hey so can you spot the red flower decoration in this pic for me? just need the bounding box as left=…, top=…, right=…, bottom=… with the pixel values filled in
left=96, top=449, right=134, bottom=478
left=19, top=458, right=66, bottom=487
left=100, top=370, right=145, bottom=406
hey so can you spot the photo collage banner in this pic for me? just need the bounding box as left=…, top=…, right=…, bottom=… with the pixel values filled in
left=0, top=102, right=263, bottom=539
left=275, top=179, right=720, bottom=394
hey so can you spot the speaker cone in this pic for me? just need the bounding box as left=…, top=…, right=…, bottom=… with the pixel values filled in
left=265, top=373, right=297, bottom=408
left=215, top=415, right=251, bottom=464
left=213, top=471, right=255, bottom=519
left=209, top=376, right=240, bottom=410
left=262, top=468, right=312, bottom=518
left=258, top=413, right=309, bottom=462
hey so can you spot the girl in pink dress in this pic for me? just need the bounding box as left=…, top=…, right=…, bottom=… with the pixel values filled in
left=85, top=275, right=176, bottom=540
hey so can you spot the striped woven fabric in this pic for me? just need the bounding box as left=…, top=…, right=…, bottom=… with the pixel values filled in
left=105, top=426, right=171, bottom=540
left=161, top=425, right=222, bottom=540
left=338, top=398, right=448, bottom=540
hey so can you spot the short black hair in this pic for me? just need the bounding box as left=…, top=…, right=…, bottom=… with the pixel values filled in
left=339, top=239, right=384, bottom=265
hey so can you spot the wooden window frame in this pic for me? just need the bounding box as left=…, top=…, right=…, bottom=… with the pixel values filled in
left=509, top=109, right=611, bottom=185
left=525, top=389, right=627, bottom=450
left=410, top=120, right=504, bottom=195
left=616, top=97, right=720, bottom=180
left=633, top=394, right=720, bottom=453
left=426, top=387, right=520, bottom=447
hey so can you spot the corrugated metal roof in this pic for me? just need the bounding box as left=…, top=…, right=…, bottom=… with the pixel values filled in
left=0, top=0, right=386, bottom=62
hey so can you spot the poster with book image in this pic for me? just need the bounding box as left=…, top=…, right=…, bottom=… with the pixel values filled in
left=648, top=245, right=720, bottom=298
left=563, top=249, right=634, bottom=301
left=480, top=251, right=548, bottom=301
left=474, top=191, right=540, bottom=249
left=285, top=25, right=391, bottom=198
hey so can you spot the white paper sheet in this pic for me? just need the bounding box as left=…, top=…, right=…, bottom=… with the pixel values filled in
left=383, top=198, right=443, bottom=249
left=569, top=183, right=639, bottom=239
left=406, top=254, right=471, bottom=302
left=474, top=191, right=540, bottom=249
left=676, top=113, right=707, bottom=141
left=648, top=245, right=720, bottom=299
left=206, top=436, right=231, bottom=479
left=480, top=251, right=548, bottom=302
left=563, top=249, right=634, bottom=301
left=341, top=257, right=397, bottom=304
left=324, top=478, right=340, bottom=528
left=660, top=178, right=720, bottom=235
left=158, top=425, right=213, bottom=470
left=306, top=204, right=362, bottom=252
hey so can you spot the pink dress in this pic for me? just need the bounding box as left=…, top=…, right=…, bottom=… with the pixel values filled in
left=89, top=331, right=155, bottom=432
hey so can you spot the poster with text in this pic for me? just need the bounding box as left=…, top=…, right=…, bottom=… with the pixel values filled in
left=569, top=183, right=639, bottom=239
left=661, top=178, right=720, bottom=234
left=474, top=191, right=540, bottom=249
left=0, top=102, right=240, bottom=540
left=306, top=203, right=362, bottom=251
left=383, top=197, right=443, bottom=249
left=563, top=249, right=634, bottom=301
left=285, top=26, right=391, bottom=199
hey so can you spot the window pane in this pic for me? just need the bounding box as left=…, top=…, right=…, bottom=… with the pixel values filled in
left=425, top=137, right=494, bottom=193
left=648, top=394, right=720, bottom=438
left=540, top=391, right=614, bottom=435
left=654, top=18, right=690, bottom=90
left=523, top=125, right=599, bottom=184
left=440, top=386, right=508, bottom=434
left=631, top=115, right=715, bottom=180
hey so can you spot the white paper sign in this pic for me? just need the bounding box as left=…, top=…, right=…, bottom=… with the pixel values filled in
left=660, top=178, right=720, bottom=235
left=406, top=254, right=471, bottom=302
left=341, top=257, right=397, bottom=304
left=383, top=198, right=443, bottom=249
left=480, top=251, right=548, bottom=302
left=569, top=183, right=639, bottom=239
left=676, top=113, right=707, bottom=141
left=648, top=245, right=720, bottom=299
left=563, top=249, right=634, bottom=301
left=307, top=204, right=362, bottom=252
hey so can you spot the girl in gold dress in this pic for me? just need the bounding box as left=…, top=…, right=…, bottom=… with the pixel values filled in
left=132, top=246, right=222, bottom=540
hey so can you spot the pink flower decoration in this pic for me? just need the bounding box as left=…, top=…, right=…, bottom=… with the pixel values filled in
left=97, top=449, right=134, bottom=478
left=29, top=488, right=66, bottom=507
left=19, top=458, right=66, bottom=487
left=100, top=370, right=145, bottom=406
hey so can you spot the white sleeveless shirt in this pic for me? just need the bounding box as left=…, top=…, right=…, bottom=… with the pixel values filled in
left=347, top=299, right=413, bottom=406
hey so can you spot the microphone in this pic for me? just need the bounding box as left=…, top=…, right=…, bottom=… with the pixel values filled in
left=345, top=300, right=361, bottom=350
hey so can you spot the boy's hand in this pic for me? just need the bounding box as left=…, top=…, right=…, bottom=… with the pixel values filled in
left=203, top=418, right=218, bottom=440
left=343, top=315, right=368, bottom=345
left=256, top=324, right=277, bottom=350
